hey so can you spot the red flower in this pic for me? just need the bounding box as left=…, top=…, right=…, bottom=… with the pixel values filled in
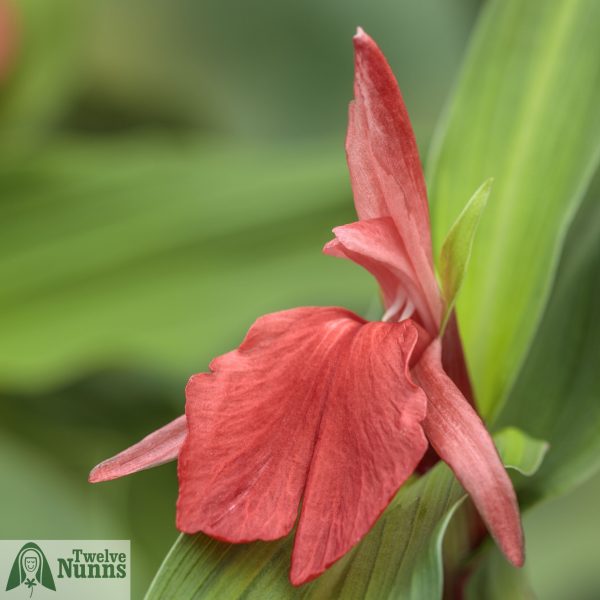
left=90, top=29, right=523, bottom=585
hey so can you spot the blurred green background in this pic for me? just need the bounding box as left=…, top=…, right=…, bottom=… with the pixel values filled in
left=0, top=1, right=598, bottom=598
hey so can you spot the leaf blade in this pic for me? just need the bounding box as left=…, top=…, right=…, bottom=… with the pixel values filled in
left=427, top=0, right=600, bottom=420
left=439, top=178, right=491, bottom=333
left=497, top=178, right=600, bottom=502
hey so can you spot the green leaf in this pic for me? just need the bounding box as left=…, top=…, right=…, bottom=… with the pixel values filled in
left=493, top=427, right=549, bottom=478
left=427, top=0, right=600, bottom=420
left=497, top=177, right=600, bottom=503
left=439, top=178, right=491, bottom=333
left=471, top=184, right=600, bottom=598
left=144, top=428, right=546, bottom=600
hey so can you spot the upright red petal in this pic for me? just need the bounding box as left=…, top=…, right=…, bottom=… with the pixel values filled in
left=177, top=307, right=428, bottom=585
left=348, top=29, right=441, bottom=327
left=89, top=416, right=187, bottom=483
left=324, top=217, right=439, bottom=333
left=414, top=340, right=524, bottom=567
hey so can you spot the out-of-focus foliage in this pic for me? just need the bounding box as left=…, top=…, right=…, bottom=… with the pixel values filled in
left=0, top=138, right=368, bottom=391
left=524, top=470, right=600, bottom=600
left=77, top=0, right=475, bottom=141
left=0, top=0, right=79, bottom=157
left=466, top=545, right=536, bottom=600
left=469, top=469, right=600, bottom=600
left=0, top=374, right=181, bottom=598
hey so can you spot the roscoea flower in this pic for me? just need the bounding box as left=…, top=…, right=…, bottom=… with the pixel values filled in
left=90, top=29, right=523, bottom=585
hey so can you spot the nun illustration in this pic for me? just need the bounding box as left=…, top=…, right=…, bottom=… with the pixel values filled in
left=5, top=543, right=55, bottom=597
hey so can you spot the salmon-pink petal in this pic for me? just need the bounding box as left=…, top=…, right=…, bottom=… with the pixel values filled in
left=414, top=340, right=524, bottom=567
left=324, top=217, right=437, bottom=332
left=177, top=307, right=428, bottom=585
left=89, top=415, right=187, bottom=483
left=349, top=29, right=441, bottom=326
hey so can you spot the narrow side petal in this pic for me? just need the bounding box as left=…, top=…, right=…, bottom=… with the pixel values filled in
left=177, top=307, right=428, bottom=585
left=413, top=340, right=524, bottom=567
left=89, top=415, right=187, bottom=483
left=324, top=217, right=437, bottom=332
left=348, top=29, right=441, bottom=325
